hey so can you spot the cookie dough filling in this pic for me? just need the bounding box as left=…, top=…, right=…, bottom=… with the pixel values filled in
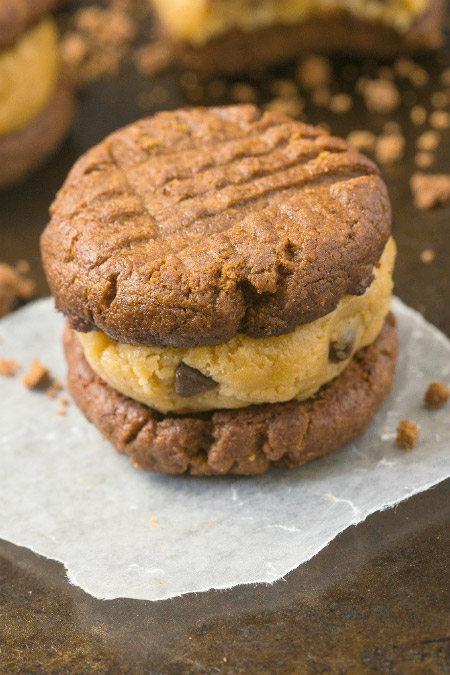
left=0, top=18, right=59, bottom=137
left=152, top=0, right=428, bottom=45
left=79, top=237, right=395, bottom=414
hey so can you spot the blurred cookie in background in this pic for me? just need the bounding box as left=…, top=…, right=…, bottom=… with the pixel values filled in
left=0, top=0, right=77, bottom=189
left=151, top=0, right=446, bottom=75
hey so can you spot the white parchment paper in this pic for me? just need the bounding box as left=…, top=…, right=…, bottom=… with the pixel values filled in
left=0, top=297, right=449, bottom=601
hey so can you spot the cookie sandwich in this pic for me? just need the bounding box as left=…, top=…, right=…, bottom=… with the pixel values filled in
left=41, top=105, right=398, bottom=476
left=151, top=0, right=445, bottom=74
left=0, top=0, right=77, bottom=188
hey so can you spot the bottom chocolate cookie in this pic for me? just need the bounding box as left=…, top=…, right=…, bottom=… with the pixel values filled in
left=64, top=314, right=398, bottom=476
left=172, top=2, right=444, bottom=75
left=0, top=79, right=76, bottom=189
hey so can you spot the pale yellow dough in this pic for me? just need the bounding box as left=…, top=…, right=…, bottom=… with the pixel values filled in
left=79, top=238, right=396, bottom=414
left=0, top=18, right=59, bottom=137
left=151, top=0, right=428, bottom=45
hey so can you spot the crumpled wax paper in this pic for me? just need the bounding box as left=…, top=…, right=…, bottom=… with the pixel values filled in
left=0, top=297, right=449, bottom=601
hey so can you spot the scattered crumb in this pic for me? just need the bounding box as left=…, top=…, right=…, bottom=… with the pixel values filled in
left=59, top=396, right=69, bottom=407
left=133, top=42, right=172, bottom=78
left=420, top=248, right=435, bottom=263
left=206, top=79, right=227, bottom=99
left=375, top=132, right=405, bottom=164
left=311, top=86, right=331, bottom=107
left=429, top=110, right=450, bottom=130
left=230, top=83, right=258, bottom=103
left=424, top=381, right=450, bottom=409
left=137, top=85, right=168, bottom=109
left=61, top=4, right=139, bottom=86
left=346, top=130, right=376, bottom=153
left=409, top=66, right=429, bottom=88
left=149, top=516, right=159, bottom=528
left=396, top=420, right=419, bottom=450
left=56, top=408, right=67, bottom=417
left=0, top=358, right=19, bottom=377
left=441, top=67, right=450, bottom=87
left=416, top=130, right=440, bottom=151
left=0, top=263, right=36, bottom=318
left=265, top=96, right=304, bottom=118
left=410, top=105, right=427, bottom=125
left=363, top=79, right=400, bottom=114
left=329, top=93, right=352, bottom=114
left=431, top=91, right=448, bottom=109
left=270, top=79, right=298, bottom=99
left=415, top=151, right=434, bottom=168
left=22, top=359, right=49, bottom=390
left=47, top=380, right=63, bottom=398
left=296, top=55, right=331, bottom=90
left=410, top=172, right=450, bottom=209
left=394, top=57, right=416, bottom=79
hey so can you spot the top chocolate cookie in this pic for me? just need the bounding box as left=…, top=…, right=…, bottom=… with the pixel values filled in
left=41, top=105, right=391, bottom=348
left=0, top=0, right=58, bottom=48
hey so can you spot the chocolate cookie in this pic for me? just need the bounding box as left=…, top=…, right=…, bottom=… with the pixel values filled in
left=0, top=0, right=58, bottom=48
left=0, top=79, right=76, bottom=189
left=64, top=313, right=398, bottom=476
left=41, top=105, right=391, bottom=348
left=167, top=0, right=445, bottom=74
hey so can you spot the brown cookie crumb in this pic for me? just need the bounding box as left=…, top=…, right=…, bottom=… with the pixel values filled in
left=329, top=93, right=353, bottom=114
left=0, top=358, right=19, bottom=377
left=0, top=263, right=36, bottom=318
left=296, top=55, right=331, bottom=90
left=346, top=130, right=376, bottom=153
left=22, top=359, right=49, bottom=390
left=133, top=42, right=173, bottom=78
left=375, top=132, right=405, bottom=164
left=415, top=152, right=435, bottom=169
left=47, top=379, right=63, bottom=398
left=410, top=172, right=450, bottom=209
left=230, top=83, right=258, bottom=103
left=396, top=420, right=419, bottom=450
left=363, top=79, right=400, bottom=114
left=424, top=382, right=450, bottom=409
left=265, top=96, right=304, bottom=118
left=410, top=105, right=427, bottom=126
left=416, top=130, right=440, bottom=151
left=429, top=110, right=450, bottom=130
left=420, top=248, right=435, bottom=263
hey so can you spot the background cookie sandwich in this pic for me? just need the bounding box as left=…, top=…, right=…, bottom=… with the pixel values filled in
left=151, top=0, right=446, bottom=74
left=41, top=105, right=398, bottom=476
left=0, top=0, right=77, bottom=188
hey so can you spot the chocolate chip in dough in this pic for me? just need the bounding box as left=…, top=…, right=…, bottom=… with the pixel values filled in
left=329, top=328, right=356, bottom=363
left=175, top=363, right=218, bottom=398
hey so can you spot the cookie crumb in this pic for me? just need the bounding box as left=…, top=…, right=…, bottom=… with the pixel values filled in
left=0, top=263, right=36, bottom=318
left=431, top=91, right=448, bottom=109
left=329, top=93, right=352, bottom=114
left=429, top=110, right=450, bottom=130
left=230, top=83, right=258, bottom=103
left=47, top=380, right=63, bottom=398
left=363, top=79, right=400, bottom=114
left=346, top=130, right=376, bottom=153
left=420, top=248, right=435, bottom=263
left=410, top=105, right=427, bottom=125
left=0, top=358, right=19, bottom=377
left=266, top=96, right=304, bottom=118
left=424, top=382, right=450, bottom=409
left=396, top=420, right=419, bottom=450
left=296, top=55, right=331, bottom=90
left=375, top=132, right=405, bottom=164
left=133, top=42, right=172, bottom=78
left=22, top=359, right=49, bottom=390
left=410, top=172, right=450, bottom=209
left=416, top=130, right=440, bottom=151
left=415, top=151, right=434, bottom=169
